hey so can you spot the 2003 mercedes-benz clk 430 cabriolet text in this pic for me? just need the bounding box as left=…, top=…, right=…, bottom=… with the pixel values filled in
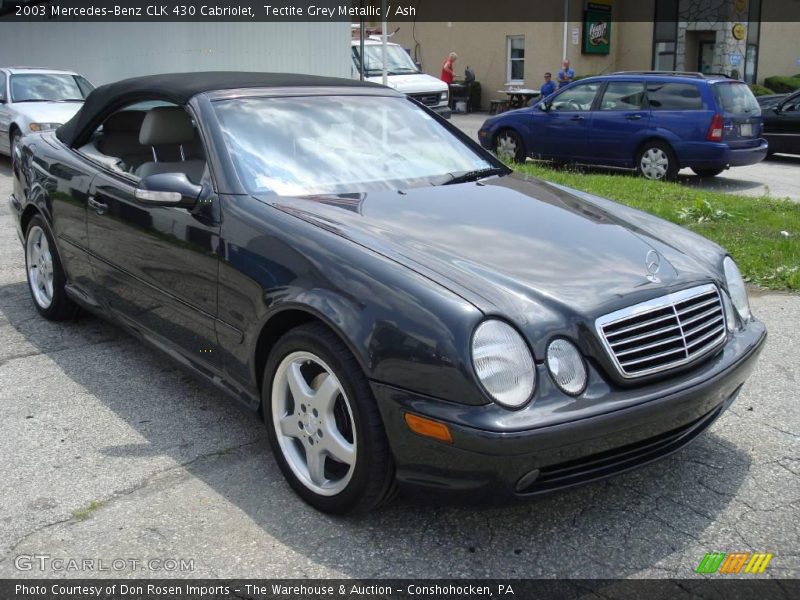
left=8, top=72, right=766, bottom=513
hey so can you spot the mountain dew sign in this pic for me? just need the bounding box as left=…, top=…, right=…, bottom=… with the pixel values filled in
left=583, top=3, right=611, bottom=55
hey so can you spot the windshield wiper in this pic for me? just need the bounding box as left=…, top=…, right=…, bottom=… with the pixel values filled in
left=441, top=167, right=507, bottom=185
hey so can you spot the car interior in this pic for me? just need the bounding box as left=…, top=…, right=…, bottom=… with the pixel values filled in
left=79, top=103, right=207, bottom=183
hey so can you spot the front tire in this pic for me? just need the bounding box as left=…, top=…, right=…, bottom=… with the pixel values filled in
left=263, top=322, right=396, bottom=514
left=636, top=140, right=678, bottom=181
left=494, top=129, right=526, bottom=163
left=24, top=216, right=79, bottom=321
left=692, top=167, right=724, bottom=178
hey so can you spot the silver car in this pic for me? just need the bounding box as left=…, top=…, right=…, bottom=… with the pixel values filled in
left=0, top=67, right=94, bottom=162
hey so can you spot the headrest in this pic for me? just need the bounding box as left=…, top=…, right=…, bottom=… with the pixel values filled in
left=139, top=106, right=194, bottom=146
left=104, top=110, right=146, bottom=133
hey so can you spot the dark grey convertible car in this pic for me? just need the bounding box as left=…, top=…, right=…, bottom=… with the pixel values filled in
left=9, top=72, right=765, bottom=513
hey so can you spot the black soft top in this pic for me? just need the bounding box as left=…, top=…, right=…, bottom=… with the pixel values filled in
left=56, top=71, right=384, bottom=147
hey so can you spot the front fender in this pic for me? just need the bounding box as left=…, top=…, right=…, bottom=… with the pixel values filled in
left=218, top=197, right=489, bottom=407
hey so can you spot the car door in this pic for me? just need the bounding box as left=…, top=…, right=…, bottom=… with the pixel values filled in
left=764, top=92, right=800, bottom=154
left=85, top=157, right=222, bottom=372
left=539, top=81, right=600, bottom=161
left=589, top=80, right=650, bottom=166
left=0, top=71, right=10, bottom=152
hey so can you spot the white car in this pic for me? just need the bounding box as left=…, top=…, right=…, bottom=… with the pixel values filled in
left=0, top=67, right=94, bottom=162
left=351, top=39, right=451, bottom=118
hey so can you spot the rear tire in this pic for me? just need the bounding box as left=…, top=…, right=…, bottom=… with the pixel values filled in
left=494, top=129, right=526, bottom=163
left=636, top=140, right=678, bottom=181
left=262, top=322, right=396, bottom=514
left=24, top=215, right=79, bottom=321
left=691, top=167, right=724, bottom=178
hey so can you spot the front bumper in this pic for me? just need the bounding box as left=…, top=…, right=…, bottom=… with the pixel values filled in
left=373, top=320, right=766, bottom=503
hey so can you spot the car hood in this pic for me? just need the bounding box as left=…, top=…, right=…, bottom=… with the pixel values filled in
left=9, top=101, right=83, bottom=126
left=264, top=174, right=724, bottom=320
left=366, top=73, right=447, bottom=94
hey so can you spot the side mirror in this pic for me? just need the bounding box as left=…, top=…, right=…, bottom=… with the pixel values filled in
left=135, top=173, right=201, bottom=208
left=538, top=101, right=550, bottom=112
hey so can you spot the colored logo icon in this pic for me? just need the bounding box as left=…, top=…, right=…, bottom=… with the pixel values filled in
left=696, top=552, right=773, bottom=574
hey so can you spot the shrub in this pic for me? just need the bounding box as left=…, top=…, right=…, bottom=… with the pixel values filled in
left=749, top=83, right=775, bottom=96
left=763, top=76, right=800, bottom=93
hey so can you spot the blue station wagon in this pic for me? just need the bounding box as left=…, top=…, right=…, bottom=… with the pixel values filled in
left=478, top=72, right=768, bottom=180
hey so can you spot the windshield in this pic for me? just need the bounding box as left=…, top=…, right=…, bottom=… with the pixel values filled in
left=10, top=73, right=93, bottom=102
left=713, top=82, right=760, bottom=115
left=352, top=44, right=419, bottom=75
left=213, top=95, right=493, bottom=196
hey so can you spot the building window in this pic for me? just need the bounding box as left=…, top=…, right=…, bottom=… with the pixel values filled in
left=654, top=42, right=676, bottom=71
left=507, top=36, right=525, bottom=83
left=652, top=0, right=678, bottom=70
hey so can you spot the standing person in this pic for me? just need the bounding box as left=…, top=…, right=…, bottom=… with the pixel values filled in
left=440, top=52, right=457, bottom=84
left=540, top=72, right=556, bottom=97
left=557, top=59, right=575, bottom=88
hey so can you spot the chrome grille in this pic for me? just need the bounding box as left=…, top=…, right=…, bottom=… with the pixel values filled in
left=596, top=284, right=727, bottom=378
left=409, top=92, right=440, bottom=106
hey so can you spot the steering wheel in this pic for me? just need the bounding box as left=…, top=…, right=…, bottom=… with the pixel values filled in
left=568, top=101, right=582, bottom=112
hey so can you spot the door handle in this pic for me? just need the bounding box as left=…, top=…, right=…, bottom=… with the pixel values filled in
left=570, top=115, right=585, bottom=121
left=625, top=114, right=643, bottom=120
left=88, top=196, right=108, bottom=215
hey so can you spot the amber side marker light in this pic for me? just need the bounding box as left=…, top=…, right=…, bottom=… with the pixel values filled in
left=404, top=413, right=454, bottom=443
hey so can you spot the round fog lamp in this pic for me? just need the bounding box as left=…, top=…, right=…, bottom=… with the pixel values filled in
left=546, top=339, right=587, bottom=396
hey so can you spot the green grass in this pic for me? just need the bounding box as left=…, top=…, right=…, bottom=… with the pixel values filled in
left=71, top=500, right=107, bottom=521
left=514, top=163, right=800, bottom=291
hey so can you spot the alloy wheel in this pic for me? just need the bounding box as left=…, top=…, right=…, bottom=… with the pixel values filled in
left=26, top=225, right=54, bottom=309
left=271, top=351, right=357, bottom=496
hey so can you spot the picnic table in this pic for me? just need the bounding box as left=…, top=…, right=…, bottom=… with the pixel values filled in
left=498, top=88, right=541, bottom=109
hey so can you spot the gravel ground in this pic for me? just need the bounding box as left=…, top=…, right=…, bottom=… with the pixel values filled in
left=0, top=155, right=797, bottom=579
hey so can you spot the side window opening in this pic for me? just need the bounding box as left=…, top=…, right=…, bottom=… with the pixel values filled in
left=550, top=83, right=600, bottom=112
left=646, top=82, right=703, bottom=111
left=78, top=101, right=207, bottom=184
left=599, top=82, right=647, bottom=111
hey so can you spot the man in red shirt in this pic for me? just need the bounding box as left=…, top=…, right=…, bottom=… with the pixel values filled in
left=441, top=52, right=457, bottom=84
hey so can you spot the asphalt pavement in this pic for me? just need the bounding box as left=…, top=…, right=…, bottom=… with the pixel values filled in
left=452, top=112, right=800, bottom=203
left=0, top=155, right=797, bottom=579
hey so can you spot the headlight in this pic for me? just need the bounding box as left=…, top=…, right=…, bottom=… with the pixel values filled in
left=471, top=319, right=535, bottom=409
left=721, top=291, right=737, bottom=332
left=29, top=122, right=62, bottom=132
left=723, top=257, right=751, bottom=322
left=440, top=90, right=448, bottom=102
left=546, top=339, right=588, bottom=396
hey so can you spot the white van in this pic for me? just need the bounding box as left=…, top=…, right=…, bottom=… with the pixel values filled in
left=351, top=38, right=451, bottom=119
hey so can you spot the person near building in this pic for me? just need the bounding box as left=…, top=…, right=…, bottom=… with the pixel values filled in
left=540, top=72, right=556, bottom=97
left=557, top=59, right=575, bottom=88
left=440, top=52, right=457, bottom=84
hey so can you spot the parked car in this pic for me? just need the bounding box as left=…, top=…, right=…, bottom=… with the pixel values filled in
left=479, top=71, right=768, bottom=180
left=351, top=38, right=451, bottom=118
left=0, top=67, right=93, bottom=163
left=758, top=89, right=800, bottom=156
left=9, top=72, right=765, bottom=513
